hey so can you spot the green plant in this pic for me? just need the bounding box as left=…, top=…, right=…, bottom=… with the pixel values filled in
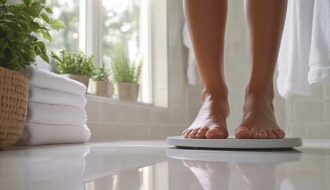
left=110, top=46, right=142, bottom=83
left=51, top=51, right=95, bottom=77
left=0, top=0, right=65, bottom=71
left=92, top=66, right=109, bottom=81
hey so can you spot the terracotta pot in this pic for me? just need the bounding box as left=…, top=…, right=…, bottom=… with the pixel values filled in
left=115, top=83, right=140, bottom=101
left=63, top=74, right=89, bottom=88
left=0, top=67, right=29, bottom=149
left=91, top=80, right=108, bottom=97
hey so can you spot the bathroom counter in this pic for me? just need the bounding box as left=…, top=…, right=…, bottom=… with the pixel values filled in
left=0, top=140, right=329, bottom=190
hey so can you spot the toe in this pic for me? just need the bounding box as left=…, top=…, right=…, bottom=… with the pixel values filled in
left=188, top=129, right=199, bottom=139
left=182, top=128, right=189, bottom=136
left=251, top=128, right=259, bottom=139
left=205, top=127, right=228, bottom=139
left=274, top=128, right=285, bottom=139
left=184, top=129, right=192, bottom=138
left=235, top=126, right=253, bottom=139
left=196, top=127, right=208, bottom=138
left=258, top=128, right=268, bottom=139
left=267, top=129, right=276, bottom=139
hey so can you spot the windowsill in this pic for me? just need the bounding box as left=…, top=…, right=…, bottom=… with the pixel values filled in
left=85, top=93, right=166, bottom=109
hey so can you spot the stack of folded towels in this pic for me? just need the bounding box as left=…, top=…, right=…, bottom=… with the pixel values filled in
left=17, top=66, right=91, bottom=145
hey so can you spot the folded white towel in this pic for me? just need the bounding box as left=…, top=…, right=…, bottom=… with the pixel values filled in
left=17, top=123, right=91, bottom=145
left=29, top=86, right=87, bottom=108
left=26, top=66, right=86, bottom=95
left=27, top=102, right=87, bottom=125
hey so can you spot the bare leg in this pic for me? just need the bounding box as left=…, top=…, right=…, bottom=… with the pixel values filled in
left=236, top=0, right=287, bottom=139
left=182, top=0, right=229, bottom=139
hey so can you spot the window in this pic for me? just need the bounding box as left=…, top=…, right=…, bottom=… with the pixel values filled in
left=46, top=0, right=80, bottom=52
left=46, top=0, right=167, bottom=106
left=101, top=0, right=140, bottom=64
left=101, top=0, right=152, bottom=103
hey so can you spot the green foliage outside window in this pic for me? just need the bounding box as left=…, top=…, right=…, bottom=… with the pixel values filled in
left=45, top=0, right=79, bottom=52
left=102, top=0, right=140, bottom=63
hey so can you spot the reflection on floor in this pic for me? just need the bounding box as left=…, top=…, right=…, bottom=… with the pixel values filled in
left=0, top=140, right=329, bottom=190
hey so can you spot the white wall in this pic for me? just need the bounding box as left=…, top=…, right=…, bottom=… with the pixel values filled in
left=285, top=84, right=330, bottom=139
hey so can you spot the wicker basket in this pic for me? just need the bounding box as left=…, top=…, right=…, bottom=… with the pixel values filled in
left=0, top=67, right=29, bottom=149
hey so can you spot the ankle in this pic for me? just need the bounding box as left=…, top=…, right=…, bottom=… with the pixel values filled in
left=245, top=84, right=274, bottom=99
left=202, top=86, right=228, bottom=102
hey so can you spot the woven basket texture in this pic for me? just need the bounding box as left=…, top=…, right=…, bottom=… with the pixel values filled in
left=0, top=67, right=29, bottom=149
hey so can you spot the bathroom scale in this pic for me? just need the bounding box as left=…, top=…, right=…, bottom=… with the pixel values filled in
left=167, top=136, right=302, bottom=149
left=167, top=148, right=302, bottom=163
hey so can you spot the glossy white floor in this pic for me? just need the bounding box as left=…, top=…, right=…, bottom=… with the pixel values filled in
left=0, top=140, right=329, bottom=190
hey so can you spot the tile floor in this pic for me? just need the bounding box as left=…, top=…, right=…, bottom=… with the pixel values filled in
left=0, top=140, right=329, bottom=190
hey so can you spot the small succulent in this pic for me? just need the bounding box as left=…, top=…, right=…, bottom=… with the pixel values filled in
left=51, top=51, right=95, bottom=77
left=92, top=66, right=109, bottom=81
left=110, top=45, right=142, bottom=83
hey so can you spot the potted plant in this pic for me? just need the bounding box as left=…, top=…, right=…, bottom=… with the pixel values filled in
left=91, top=66, right=114, bottom=97
left=51, top=51, right=94, bottom=87
left=0, top=0, right=64, bottom=148
left=110, top=46, right=142, bottom=101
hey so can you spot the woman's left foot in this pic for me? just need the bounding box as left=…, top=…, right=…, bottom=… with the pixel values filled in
left=235, top=90, right=285, bottom=139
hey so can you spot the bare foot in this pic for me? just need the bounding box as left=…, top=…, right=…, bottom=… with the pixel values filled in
left=235, top=89, right=285, bottom=139
left=182, top=90, right=229, bottom=139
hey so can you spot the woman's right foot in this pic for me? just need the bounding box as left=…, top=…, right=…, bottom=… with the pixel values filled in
left=235, top=88, right=285, bottom=139
left=182, top=90, right=229, bottom=139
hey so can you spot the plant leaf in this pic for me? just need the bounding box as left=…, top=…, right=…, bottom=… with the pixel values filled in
left=40, top=29, right=52, bottom=42
left=40, top=12, right=51, bottom=24
left=45, top=7, right=53, bottom=14
left=23, top=0, right=32, bottom=7
left=51, top=19, right=66, bottom=31
left=36, top=41, right=49, bottom=63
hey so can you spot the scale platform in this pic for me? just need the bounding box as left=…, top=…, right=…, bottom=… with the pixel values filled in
left=167, top=149, right=302, bottom=163
left=167, top=136, right=302, bottom=149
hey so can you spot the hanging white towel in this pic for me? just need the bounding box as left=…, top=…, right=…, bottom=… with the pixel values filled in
left=183, top=22, right=198, bottom=85
left=17, top=123, right=91, bottom=145
left=26, top=66, right=86, bottom=95
left=308, top=0, right=330, bottom=84
left=27, top=102, right=87, bottom=126
left=29, top=86, right=87, bottom=108
left=277, top=0, right=330, bottom=98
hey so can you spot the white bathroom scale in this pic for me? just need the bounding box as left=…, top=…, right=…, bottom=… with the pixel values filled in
left=167, top=149, right=302, bottom=163
left=167, top=136, right=302, bottom=149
